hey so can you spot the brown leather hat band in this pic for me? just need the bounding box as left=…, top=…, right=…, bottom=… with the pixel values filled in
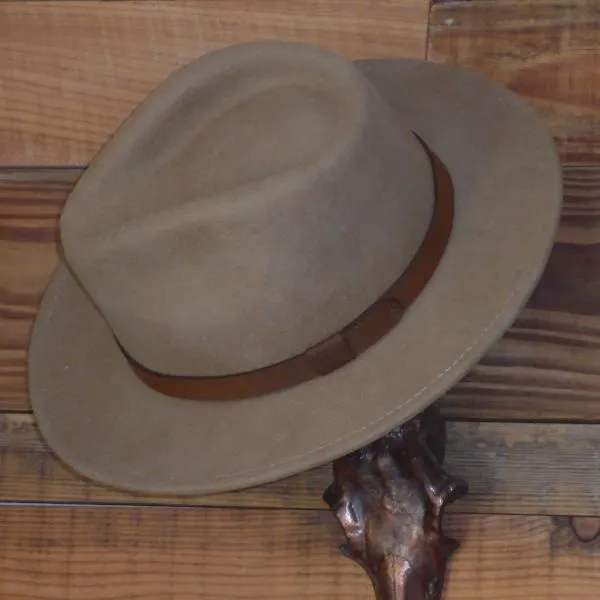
left=125, top=135, right=455, bottom=400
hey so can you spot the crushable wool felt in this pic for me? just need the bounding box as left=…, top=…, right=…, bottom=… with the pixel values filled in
left=28, top=41, right=562, bottom=495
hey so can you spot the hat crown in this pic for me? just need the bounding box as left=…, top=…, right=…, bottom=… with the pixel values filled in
left=60, top=41, right=435, bottom=376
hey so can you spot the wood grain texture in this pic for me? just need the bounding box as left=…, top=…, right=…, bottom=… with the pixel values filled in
left=1, top=506, right=599, bottom=599
left=0, top=169, right=74, bottom=410
left=2, top=165, right=600, bottom=418
left=3, top=414, right=600, bottom=517
left=428, top=0, right=600, bottom=161
left=0, top=0, right=428, bottom=166
left=428, top=0, right=600, bottom=419
left=443, top=162, right=600, bottom=420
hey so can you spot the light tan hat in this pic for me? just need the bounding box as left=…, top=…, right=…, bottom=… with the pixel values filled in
left=28, top=40, right=562, bottom=495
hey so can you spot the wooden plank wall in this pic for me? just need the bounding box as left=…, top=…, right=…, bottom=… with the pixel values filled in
left=1, top=0, right=600, bottom=598
left=0, top=0, right=428, bottom=165
left=432, top=0, right=600, bottom=421
left=3, top=508, right=600, bottom=600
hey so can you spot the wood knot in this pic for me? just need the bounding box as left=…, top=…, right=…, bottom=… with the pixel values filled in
left=570, top=517, right=600, bottom=543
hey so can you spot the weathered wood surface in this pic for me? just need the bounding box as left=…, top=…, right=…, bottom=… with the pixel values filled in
left=3, top=414, right=600, bottom=517
left=428, top=0, right=600, bottom=162
left=0, top=0, right=428, bottom=166
left=1, top=506, right=599, bottom=599
left=1, top=165, right=599, bottom=418
left=0, top=169, right=70, bottom=410
left=428, top=0, right=600, bottom=418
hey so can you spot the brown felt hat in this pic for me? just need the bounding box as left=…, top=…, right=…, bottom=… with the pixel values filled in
left=28, top=40, right=562, bottom=495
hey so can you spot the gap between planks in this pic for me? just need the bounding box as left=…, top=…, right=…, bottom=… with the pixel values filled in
left=2, top=413, right=600, bottom=517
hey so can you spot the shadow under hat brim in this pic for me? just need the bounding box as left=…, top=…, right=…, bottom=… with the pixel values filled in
left=27, top=58, right=562, bottom=495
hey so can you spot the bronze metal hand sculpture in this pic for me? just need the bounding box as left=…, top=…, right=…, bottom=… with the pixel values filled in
left=323, top=406, right=467, bottom=600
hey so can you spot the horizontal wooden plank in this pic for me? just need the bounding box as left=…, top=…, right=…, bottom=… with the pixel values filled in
left=428, top=0, right=600, bottom=161
left=0, top=0, right=428, bottom=166
left=444, top=164, right=600, bottom=419
left=431, top=161, right=600, bottom=419
left=3, top=414, right=600, bottom=516
left=442, top=307, right=600, bottom=421
left=1, top=165, right=600, bottom=418
left=1, top=505, right=599, bottom=599
left=0, top=169, right=72, bottom=410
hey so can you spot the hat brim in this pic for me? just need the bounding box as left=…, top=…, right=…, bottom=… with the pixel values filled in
left=27, top=58, right=562, bottom=495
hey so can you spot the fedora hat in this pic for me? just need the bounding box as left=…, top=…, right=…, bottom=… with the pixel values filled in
left=27, top=40, right=562, bottom=495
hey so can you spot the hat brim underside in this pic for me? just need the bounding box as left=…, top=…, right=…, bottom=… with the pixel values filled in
left=27, top=58, right=562, bottom=495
